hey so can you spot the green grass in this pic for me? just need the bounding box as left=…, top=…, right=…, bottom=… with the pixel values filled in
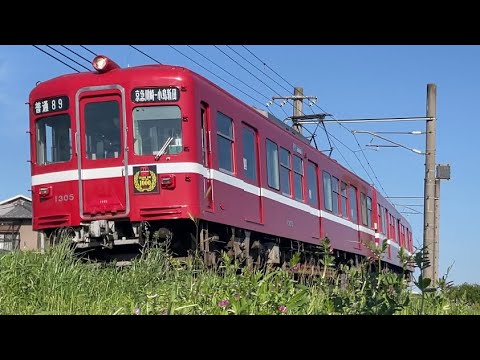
left=0, top=243, right=477, bottom=315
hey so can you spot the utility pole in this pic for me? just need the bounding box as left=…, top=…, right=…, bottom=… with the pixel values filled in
left=271, top=89, right=317, bottom=136
left=433, top=178, right=440, bottom=282
left=293, top=87, right=304, bottom=134
left=434, top=163, right=451, bottom=285
left=423, top=84, right=436, bottom=282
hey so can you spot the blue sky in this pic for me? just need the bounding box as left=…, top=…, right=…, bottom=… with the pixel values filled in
left=0, top=45, right=477, bottom=284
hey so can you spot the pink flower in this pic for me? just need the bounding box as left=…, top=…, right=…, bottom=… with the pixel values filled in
left=218, top=299, right=230, bottom=309
left=278, top=305, right=288, bottom=314
left=134, top=308, right=141, bottom=315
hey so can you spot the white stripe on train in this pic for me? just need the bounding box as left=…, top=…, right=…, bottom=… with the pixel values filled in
left=31, top=162, right=410, bottom=255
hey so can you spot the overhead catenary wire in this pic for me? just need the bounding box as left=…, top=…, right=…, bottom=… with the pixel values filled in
left=167, top=45, right=267, bottom=109
left=45, top=45, right=91, bottom=72
left=240, top=45, right=390, bottom=198
left=60, top=45, right=92, bottom=66
left=227, top=45, right=294, bottom=95
left=233, top=46, right=337, bottom=168
left=186, top=46, right=288, bottom=117
left=242, top=45, right=296, bottom=90
left=80, top=45, right=97, bottom=57
left=32, top=45, right=80, bottom=73
left=129, top=45, right=162, bottom=64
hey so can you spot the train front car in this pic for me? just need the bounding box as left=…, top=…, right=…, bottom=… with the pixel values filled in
left=30, top=56, right=201, bottom=253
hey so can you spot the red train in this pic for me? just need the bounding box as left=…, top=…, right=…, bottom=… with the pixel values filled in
left=29, top=55, right=413, bottom=271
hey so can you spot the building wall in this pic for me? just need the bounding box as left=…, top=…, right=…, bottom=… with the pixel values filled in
left=19, top=221, right=39, bottom=250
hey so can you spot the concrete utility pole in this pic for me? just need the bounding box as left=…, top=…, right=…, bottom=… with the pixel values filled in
left=423, top=84, right=437, bottom=281
left=293, top=87, right=304, bottom=134
left=434, top=163, right=451, bottom=285
left=433, top=178, right=440, bottom=282
left=271, top=89, right=317, bottom=136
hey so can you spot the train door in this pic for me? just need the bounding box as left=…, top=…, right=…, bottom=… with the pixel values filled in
left=201, top=102, right=214, bottom=211
left=76, top=86, right=129, bottom=219
left=242, top=124, right=262, bottom=224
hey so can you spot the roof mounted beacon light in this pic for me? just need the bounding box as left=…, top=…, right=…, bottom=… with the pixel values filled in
left=92, top=55, right=121, bottom=73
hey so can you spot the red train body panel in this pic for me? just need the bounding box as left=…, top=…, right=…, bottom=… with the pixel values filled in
left=29, top=56, right=413, bottom=270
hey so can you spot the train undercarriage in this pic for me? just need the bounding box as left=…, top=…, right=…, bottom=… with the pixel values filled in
left=42, top=218, right=408, bottom=277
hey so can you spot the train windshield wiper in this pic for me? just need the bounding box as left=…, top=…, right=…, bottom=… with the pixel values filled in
left=154, top=136, right=174, bottom=161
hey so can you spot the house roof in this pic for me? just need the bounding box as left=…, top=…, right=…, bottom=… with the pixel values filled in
left=0, top=195, right=32, bottom=206
left=0, top=195, right=32, bottom=220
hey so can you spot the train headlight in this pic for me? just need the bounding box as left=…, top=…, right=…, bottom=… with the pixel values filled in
left=92, top=55, right=120, bottom=73
left=93, top=56, right=108, bottom=71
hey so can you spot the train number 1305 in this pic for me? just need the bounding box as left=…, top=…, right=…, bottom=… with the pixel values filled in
left=55, top=194, right=74, bottom=202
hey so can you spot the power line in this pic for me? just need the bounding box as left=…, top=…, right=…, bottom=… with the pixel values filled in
left=226, top=45, right=293, bottom=95
left=323, top=129, right=374, bottom=183
left=32, top=45, right=80, bottom=73
left=213, top=46, right=287, bottom=104
left=187, top=46, right=288, bottom=117
left=236, top=46, right=343, bottom=173
left=167, top=45, right=266, bottom=109
left=60, top=45, right=92, bottom=66
left=240, top=46, right=390, bottom=196
left=242, top=45, right=296, bottom=90
left=129, top=45, right=162, bottom=64
left=45, top=45, right=91, bottom=72
left=80, top=45, right=97, bottom=57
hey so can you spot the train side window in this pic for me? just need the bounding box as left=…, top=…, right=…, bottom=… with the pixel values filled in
left=377, top=204, right=383, bottom=233
left=361, top=193, right=372, bottom=227
left=322, top=171, right=333, bottom=211
left=367, top=195, right=372, bottom=228
left=293, top=155, right=303, bottom=201
left=331, top=176, right=340, bottom=215
left=280, top=147, right=291, bottom=196
left=307, top=162, right=318, bottom=207
left=381, top=206, right=387, bottom=235
left=216, top=112, right=234, bottom=174
left=242, top=126, right=257, bottom=182
left=349, top=186, right=358, bottom=222
left=340, top=182, right=348, bottom=218
left=266, top=139, right=279, bottom=190
left=36, top=114, right=71, bottom=165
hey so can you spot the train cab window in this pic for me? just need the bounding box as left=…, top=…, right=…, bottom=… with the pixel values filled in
left=293, top=155, right=303, bottom=201
left=242, top=126, right=257, bottom=181
left=133, top=105, right=182, bottom=156
left=266, top=139, right=279, bottom=190
left=280, top=147, right=291, bottom=196
left=307, top=162, right=318, bottom=207
left=322, top=171, right=333, bottom=211
left=349, top=186, right=358, bottom=223
left=217, top=112, right=234, bottom=173
left=36, top=114, right=71, bottom=165
left=340, top=182, right=348, bottom=218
